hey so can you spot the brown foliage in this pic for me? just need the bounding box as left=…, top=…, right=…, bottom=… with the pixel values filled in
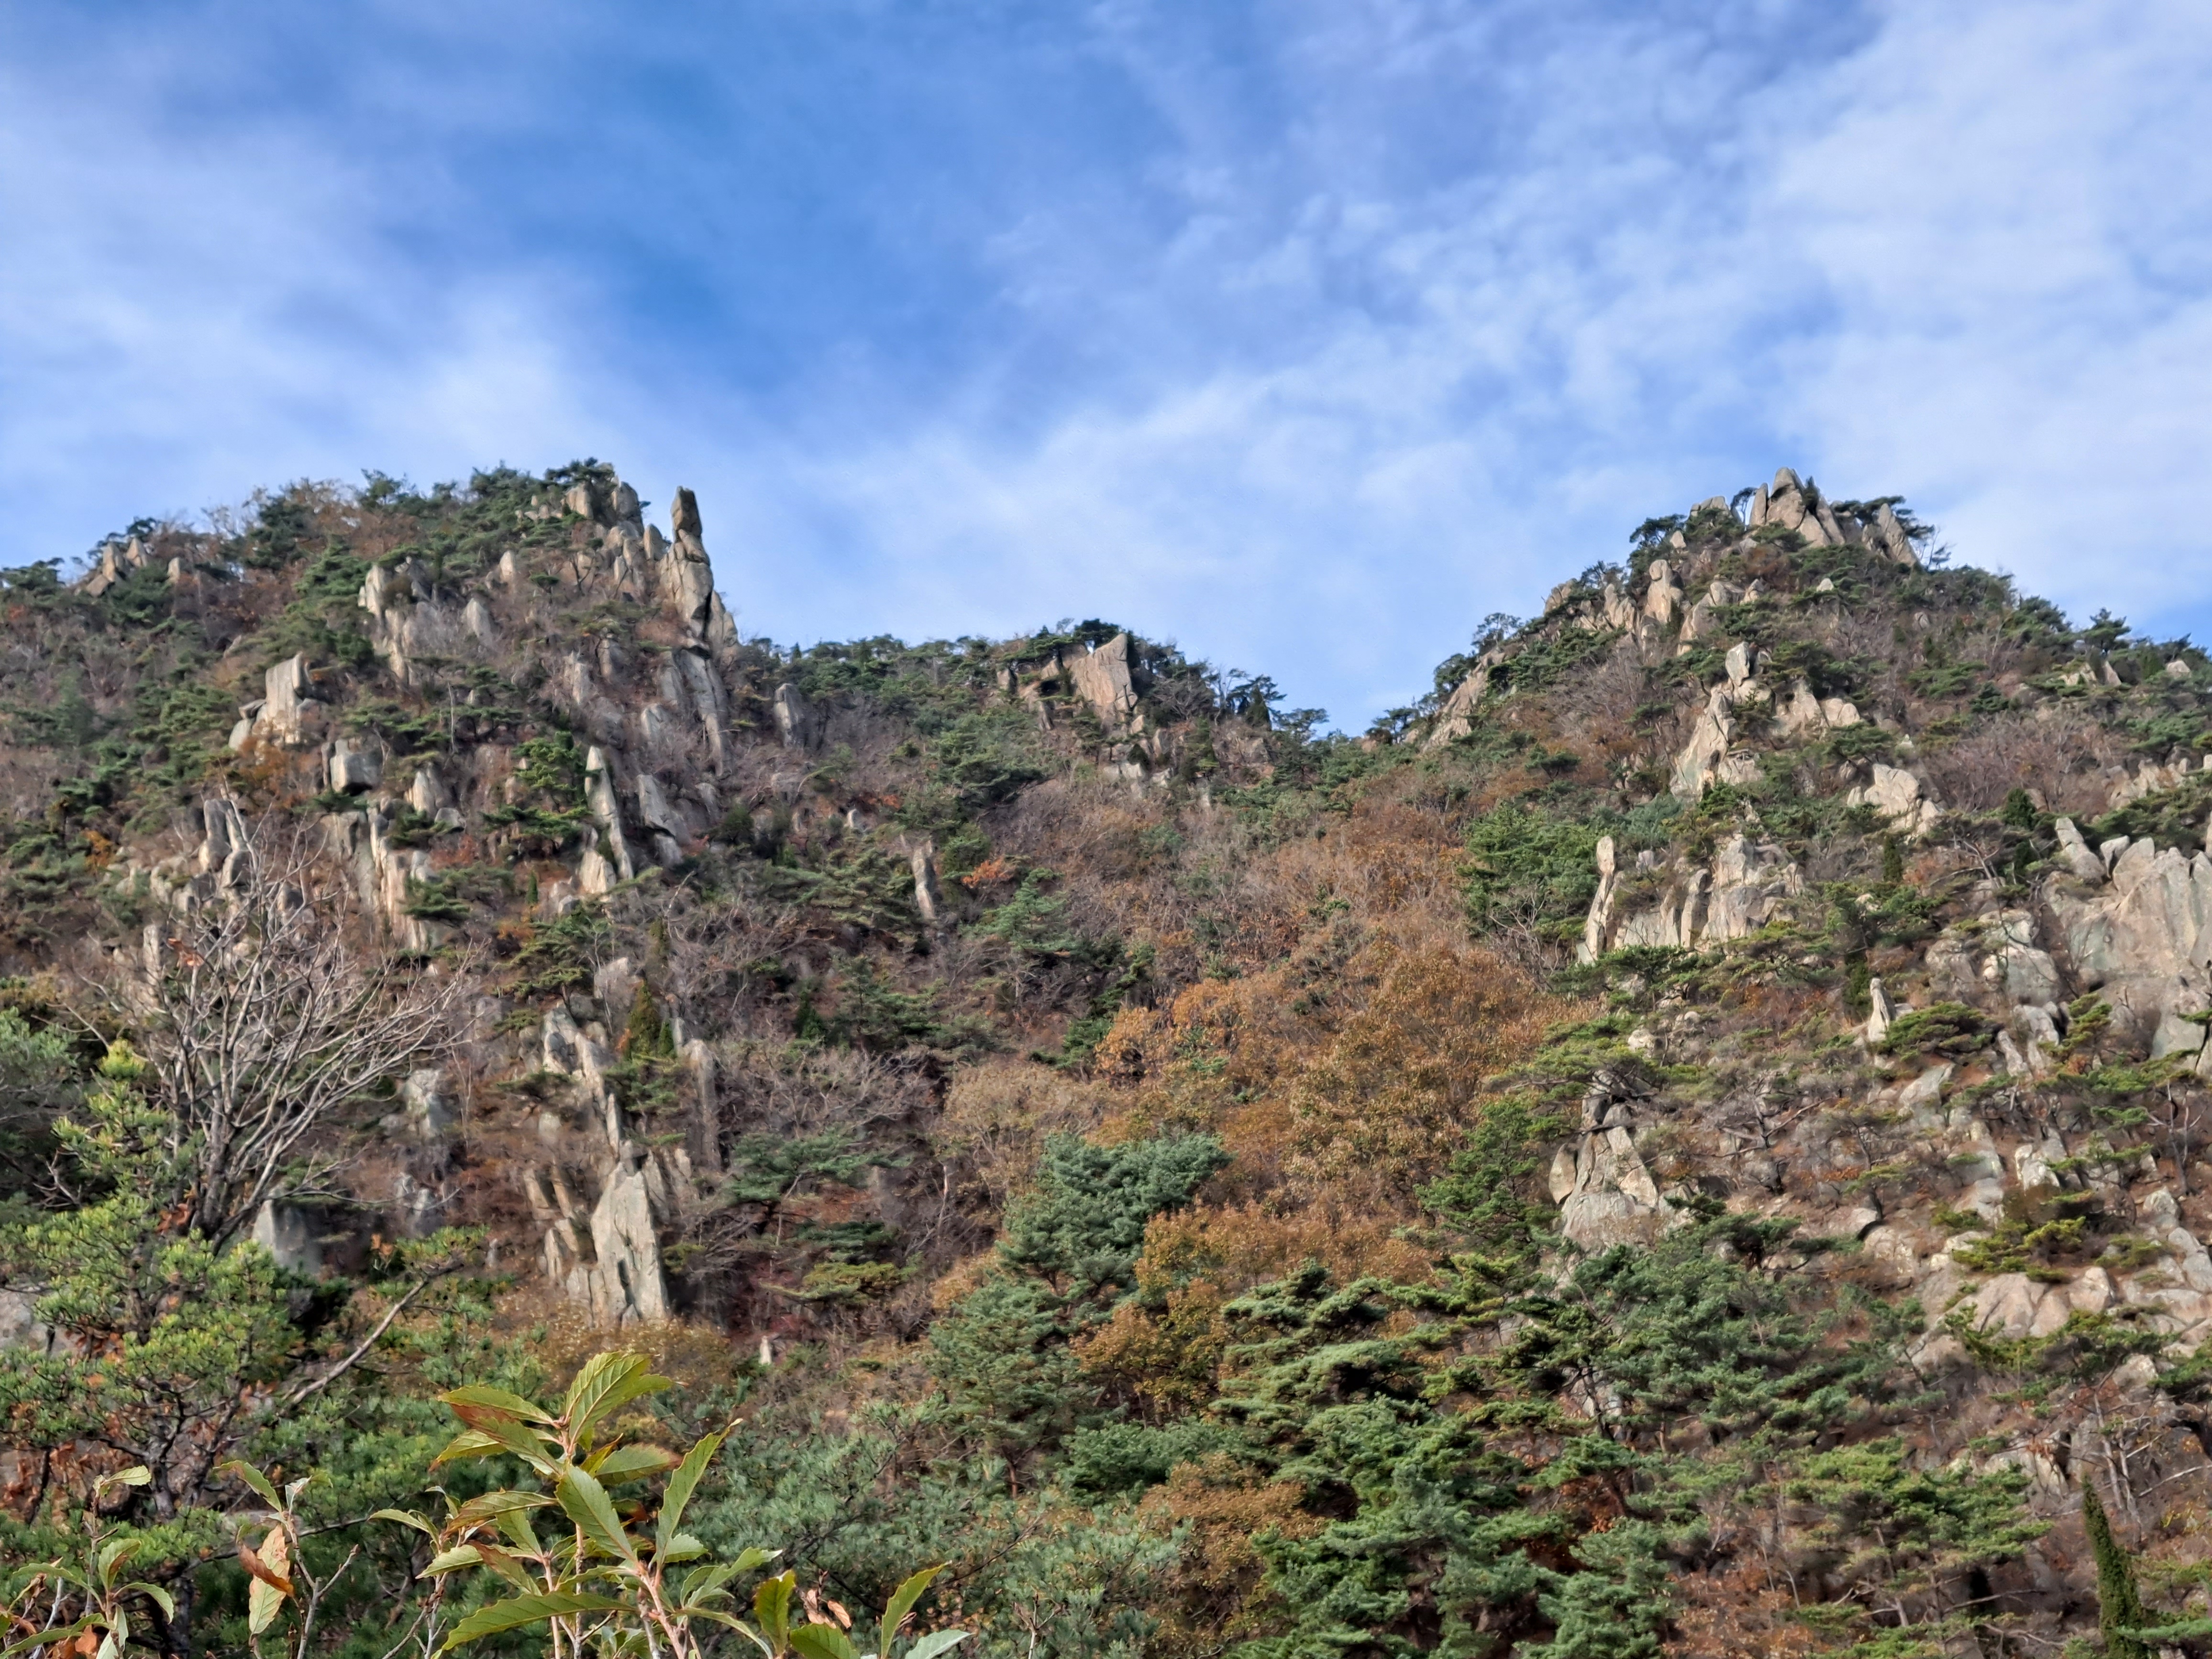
left=1137, top=1456, right=1320, bottom=1659
left=1918, top=707, right=2122, bottom=816
left=1286, top=943, right=1570, bottom=1209
left=1074, top=1202, right=1429, bottom=1413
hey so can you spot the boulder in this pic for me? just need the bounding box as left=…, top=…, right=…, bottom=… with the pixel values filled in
left=912, top=839, right=944, bottom=924
left=254, top=654, right=322, bottom=747
left=251, top=1201, right=322, bottom=1276
left=773, top=683, right=820, bottom=751
left=328, top=737, right=383, bottom=795
left=1068, top=633, right=1145, bottom=734
left=1642, top=559, right=1682, bottom=628
left=398, top=1068, right=456, bottom=1139
left=2053, top=817, right=2107, bottom=884
left=1847, top=763, right=1940, bottom=835
left=1422, top=657, right=1496, bottom=749
left=1867, top=503, right=1920, bottom=568
left=1866, top=977, right=1896, bottom=1044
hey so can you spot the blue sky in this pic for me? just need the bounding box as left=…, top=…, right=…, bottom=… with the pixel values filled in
left=4, top=0, right=2209, bottom=727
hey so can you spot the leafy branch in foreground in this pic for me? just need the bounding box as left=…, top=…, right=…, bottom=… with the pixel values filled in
left=349, top=1349, right=968, bottom=1659
left=0, top=1465, right=176, bottom=1659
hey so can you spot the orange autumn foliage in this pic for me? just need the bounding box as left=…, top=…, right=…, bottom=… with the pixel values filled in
left=1286, top=943, right=1574, bottom=1209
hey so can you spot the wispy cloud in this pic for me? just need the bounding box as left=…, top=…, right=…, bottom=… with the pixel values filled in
left=3, top=0, right=2207, bottom=721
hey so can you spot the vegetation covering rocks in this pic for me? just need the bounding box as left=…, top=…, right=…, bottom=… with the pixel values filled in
left=0, top=462, right=2208, bottom=1655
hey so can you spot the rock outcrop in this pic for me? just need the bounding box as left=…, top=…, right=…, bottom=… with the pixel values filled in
left=2046, top=823, right=2212, bottom=1059
left=1579, top=832, right=1804, bottom=961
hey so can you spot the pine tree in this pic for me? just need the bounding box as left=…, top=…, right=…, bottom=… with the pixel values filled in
left=2082, top=1482, right=2151, bottom=1659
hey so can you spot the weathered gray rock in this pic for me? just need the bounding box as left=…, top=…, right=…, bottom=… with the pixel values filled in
left=1867, top=503, right=1920, bottom=568
left=1642, top=558, right=1682, bottom=628
left=1847, top=763, right=1940, bottom=835
left=254, top=654, right=322, bottom=747
left=1898, top=1064, right=1952, bottom=1114
left=408, top=765, right=452, bottom=816
left=1069, top=633, right=1145, bottom=737
left=1669, top=683, right=1762, bottom=800
left=2046, top=835, right=2212, bottom=1056
left=1579, top=833, right=1800, bottom=959
left=579, top=748, right=636, bottom=895
left=1421, top=656, right=1498, bottom=749
left=773, top=683, right=820, bottom=751
left=582, top=1145, right=670, bottom=1325
left=0, top=1289, right=57, bottom=1355
left=1925, top=908, right=2062, bottom=1012
left=1774, top=678, right=1862, bottom=736
left=2053, top=817, right=2107, bottom=883
left=399, top=1068, right=456, bottom=1139
left=252, top=1201, right=322, bottom=1276
left=660, top=487, right=739, bottom=659
left=1866, top=977, right=1896, bottom=1044
left=198, top=796, right=250, bottom=888
left=912, top=839, right=944, bottom=924
left=1702, top=834, right=1803, bottom=942
left=1556, top=1123, right=1668, bottom=1252
left=328, top=737, right=382, bottom=795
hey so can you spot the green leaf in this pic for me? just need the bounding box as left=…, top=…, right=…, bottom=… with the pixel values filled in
left=680, top=1554, right=772, bottom=1606
left=221, top=1460, right=282, bottom=1509
left=106, top=1466, right=152, bottom=1490
left=371, top=1508, right=437, bottom=1537
left=431, top=1429, right=512, bottom=1466
left=877, top=1565, right=945, bottom=1659
left=95, top=1539, right=140, bottom=1586
left=134, top=1583, right=175, bottom=1621
left=656, top=1430, right=725, bottom=1563
left=439, top=1592, right=626, bottom=1651
left=452, top=1491, right=555, bottom=1525
left=1, top=1621, right=90, bottom=1659
left=470, top=1542, right=540, bottom=1593
left=791, top=1625, right=859, bottom=1659
left=443, top=1404, right=557, bottom=1472
left=661, top=1533, right=706, bottom=1563
left=248, top=1576, right=285, bottom=1636
left=554, top=1463, right=637, bottom=1566
left=755, top=1571, right=796, bottom=1649
left=563, top=1351, right=673, bottom=1448
left=494, top=1505, right=542, bottom=1556
left=902, top=1632, right=970, bottom=1659
left=423, top=1546, right=489, bottom=1577
left=441, top=1384, right=557, bottom=1424
left=687, top=1609, right=773, bottom=1654
left=588, top=1443, right=679, bottom=1485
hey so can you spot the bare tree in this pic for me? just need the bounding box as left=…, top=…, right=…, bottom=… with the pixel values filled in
left=115, top=816, right=469, bottom=1245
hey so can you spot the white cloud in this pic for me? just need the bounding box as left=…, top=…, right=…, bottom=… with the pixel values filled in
left=3, top=0, right=2208, bottom=718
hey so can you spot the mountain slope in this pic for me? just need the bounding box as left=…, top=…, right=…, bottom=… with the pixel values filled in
left=0, top=460, right=2209, bottom=1656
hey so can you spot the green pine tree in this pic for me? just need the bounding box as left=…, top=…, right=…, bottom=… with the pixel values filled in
left=2083, top=1482, right=2151, bottom=1659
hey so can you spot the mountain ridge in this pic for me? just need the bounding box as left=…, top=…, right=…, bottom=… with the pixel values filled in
left=0, top=456, right=2209, bottom=1657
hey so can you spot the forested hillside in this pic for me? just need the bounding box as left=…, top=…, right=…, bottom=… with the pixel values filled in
left=2, top=461, right=2210, bottom=1658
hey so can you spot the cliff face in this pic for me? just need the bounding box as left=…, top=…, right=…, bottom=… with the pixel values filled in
left=9, top=459, right=2212, bottom=1655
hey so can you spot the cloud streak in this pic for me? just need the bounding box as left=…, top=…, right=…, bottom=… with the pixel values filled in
left=2, top=0, right=2208, bottom=722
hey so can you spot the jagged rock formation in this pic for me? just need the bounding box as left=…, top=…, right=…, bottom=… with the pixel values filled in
left=2046, top=819, right=2212, bottom=1060
left=1579, top=832, right=1804, bottom=960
